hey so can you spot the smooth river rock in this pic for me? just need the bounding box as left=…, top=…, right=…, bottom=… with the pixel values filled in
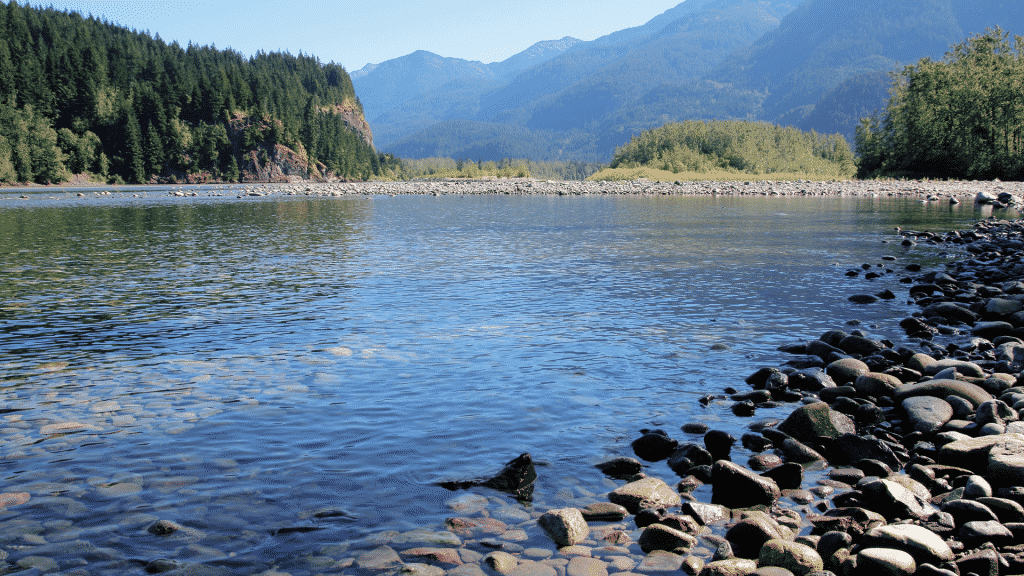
left=860, top=524, right=953, bottom=566
left=537, top=508, right=589, bottom=547
left=894, top=380, right=993, bottom=408
left=608, top=477, right=681, bottom=514
left=902, top=396, right=953, bottom=433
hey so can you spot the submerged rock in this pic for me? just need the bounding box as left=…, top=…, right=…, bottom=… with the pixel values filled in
left=438, top=453, right=537, bottom=501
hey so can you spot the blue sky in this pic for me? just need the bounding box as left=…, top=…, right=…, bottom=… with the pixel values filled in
left=28, top=0, right=682, bottom=71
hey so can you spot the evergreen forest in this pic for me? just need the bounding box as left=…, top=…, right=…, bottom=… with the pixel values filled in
left=856, top=28, right=1024, bottom=180
left=0, top=1, right=395, bottom=185
left=608, top=120, right=856, bottom=179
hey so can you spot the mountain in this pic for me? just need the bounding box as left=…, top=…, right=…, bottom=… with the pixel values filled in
left=358, top=0, right=1024, bottom=164
left=374, top=0, right=796, bottom=160
left=352, top=37, right=582, bottom=135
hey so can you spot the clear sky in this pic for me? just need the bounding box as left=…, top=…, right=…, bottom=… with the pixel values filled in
left=27, top=0, right=683, bottom=72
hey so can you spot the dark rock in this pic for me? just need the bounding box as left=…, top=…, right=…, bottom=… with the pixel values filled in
left=974, top=496, right=1024, bottom=522
left=596, top=457, right=642, bottom=479
left=779, top=438, right=826, bottom=464
left=941, top=499, right=999, bottom=525
left=855, top=458, right=893, bottom=478
left=761, top=462, right=804, bottom=490
left=817, top=531, right=853, bottom=565
left=959, top=520, right=1014, bottom=548
left=742, top=433, right=773, bottom=452
left=787, top=369, right=837, bottom=392
left=857, top=477, right=938, bottom=520
left=711, top=460, right=780, bottom=508
left=747, top=367, right=788, bottom=388
left=777, top=402, right=856, bottom=443
left=731, top=400, right=756, bottom=416
left=955, top=547, right=1000, bottom=576
left=481, top=453, right=537, bottom=500
left=440, top=453, right=538, bottom=501
left=704, top=430, right=737, bottom=461
left=725, top=516, right=788, bottom=559
left=635, top=508, right=667, bottom=528
left=632, top=432, right=679, bottom=462
left=849, top=294, right=880, bottom=304
left=669, top=444, right=712, bottom=475
left=924, top=302, right=980, bottom=324
left=681, top=422, right=710, bottom=434
left=820, top=386, right=857, bottom=404
left=838, top=335, right=886, bottom=355
left=807, top=507, right=885, bottom=537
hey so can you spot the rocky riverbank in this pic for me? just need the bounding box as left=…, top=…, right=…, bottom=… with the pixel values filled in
left=7, top=178, right=1024, bottom=203
left=215, top=178, right=1024, bottom=202
left=288, top=215, right=1024, bottom=576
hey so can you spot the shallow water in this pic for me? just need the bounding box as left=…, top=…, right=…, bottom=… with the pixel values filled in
left=0, top=189, right=1002, bottom=572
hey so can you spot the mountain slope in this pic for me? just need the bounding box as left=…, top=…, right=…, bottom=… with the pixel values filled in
left=718, top=0, right=1024, bottom=123
left=375, top=0, right=797, bottom=157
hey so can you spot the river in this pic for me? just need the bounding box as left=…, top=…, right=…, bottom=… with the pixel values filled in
left=0, top=185, right=1005, bottom=574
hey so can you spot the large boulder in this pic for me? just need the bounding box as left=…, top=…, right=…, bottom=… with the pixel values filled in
left=608, top=477, right=681, bottom=514
left=711, top=460, right=780, bottom=509
left=777, top=402, right=855, bottom=442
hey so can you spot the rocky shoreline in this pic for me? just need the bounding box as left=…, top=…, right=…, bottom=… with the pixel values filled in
left=302, top=212, right=1024, bottom=576
left=6, top=178, right=1024, bottom=203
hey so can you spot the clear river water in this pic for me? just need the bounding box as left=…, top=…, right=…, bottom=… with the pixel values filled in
left=0, top=186, right=1009, bottom=574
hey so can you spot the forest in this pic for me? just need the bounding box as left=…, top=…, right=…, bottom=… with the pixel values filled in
left=856, top=28, right=1024, bottom=180
left=608, top=119, right=856, bottom=179
left=0, top=1, right=395, bottom=185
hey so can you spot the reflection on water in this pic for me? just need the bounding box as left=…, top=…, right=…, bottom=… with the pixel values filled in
left=0, top=191, right=996, bottom=573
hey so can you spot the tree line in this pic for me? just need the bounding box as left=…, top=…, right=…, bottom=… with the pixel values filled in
left=610, top=119, right=856, bottom=178
left=856, top=27, right=1024, bottom=180
left=0, top=0, right=389, bottom=185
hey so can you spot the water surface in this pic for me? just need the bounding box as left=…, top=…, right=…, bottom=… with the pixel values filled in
left=0, top=189, right=999, bottom=572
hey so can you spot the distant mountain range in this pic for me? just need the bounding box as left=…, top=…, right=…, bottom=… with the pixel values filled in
left=353, top=0, right=1024, bottom=162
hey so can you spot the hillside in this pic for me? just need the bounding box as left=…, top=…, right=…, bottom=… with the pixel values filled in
left=362, top=0, right=1024, bottom=164
left=0, top=1, right=389, bottom=185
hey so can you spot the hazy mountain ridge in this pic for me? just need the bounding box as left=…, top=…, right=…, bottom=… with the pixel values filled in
left=358, top=0, right=1024, bottom=163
